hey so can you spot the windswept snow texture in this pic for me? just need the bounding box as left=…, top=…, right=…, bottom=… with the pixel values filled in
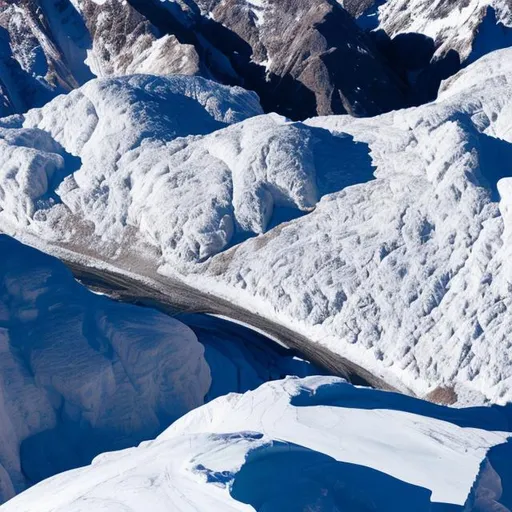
left=2, top=376, right=511, bottom=511
left=2, top=50, right=512, bottom=404
left=202, top=48, right=512, bottom=405
left=0, top=74, right=264, bottom=261
left=0, top=235, right=211, bottom=504
left=0, top=74, right=371, bottom=263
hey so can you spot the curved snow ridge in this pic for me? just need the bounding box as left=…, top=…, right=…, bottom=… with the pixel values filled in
left=0, top=235, right=210, bottom=504
left=3, top=376, right=510, bottom=511
left=0, top=75, right=374, bottom=264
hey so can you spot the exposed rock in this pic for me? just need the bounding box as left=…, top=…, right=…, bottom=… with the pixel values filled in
left=195, top=0, right=407, bottom=117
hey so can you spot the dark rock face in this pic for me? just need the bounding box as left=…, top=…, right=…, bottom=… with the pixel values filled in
left=0, top=0, right=510, bottom=119
left=194, top=0, right=407, bottom=117
left=0, top=0, right=201, bottom=114
left=348, top=0, right=512, bottom=106
left=0, top=0, right=408, bottom=118
left=78, top=0, right=201, bottom=77
left=341, top=0, right=379, bottom=17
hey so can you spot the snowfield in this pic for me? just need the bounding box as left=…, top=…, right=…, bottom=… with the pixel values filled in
left=2, top=2, right=512, bottom=511
left=2, top=376, right=510, bottom=511
left=0, top=235, right=321, bottom=505
left=1, top=49, right=512, bottom=404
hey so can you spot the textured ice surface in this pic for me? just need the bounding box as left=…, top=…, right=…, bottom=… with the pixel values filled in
left=1, top=50, right=512, bottom=404
left=2, top=376, right=510, bottom=511
left=204, top=48, right=512, bottom=404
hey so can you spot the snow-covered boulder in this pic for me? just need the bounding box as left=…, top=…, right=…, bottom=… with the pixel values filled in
left=2, top=376, right=510, bottom=511
left=0, top=235, right=210, bottom=503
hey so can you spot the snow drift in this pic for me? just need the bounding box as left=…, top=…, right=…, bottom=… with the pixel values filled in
left=2, top=376, right=510, bottom=511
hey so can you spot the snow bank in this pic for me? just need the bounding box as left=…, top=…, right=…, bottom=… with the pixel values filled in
left=0, top=235, right=210, bottom=503
left=202, top=47, right=512, bottom=404
left=3, top=376, right=510, bottom=511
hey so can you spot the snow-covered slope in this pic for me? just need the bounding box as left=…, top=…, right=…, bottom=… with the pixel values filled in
left=2, top=376, right=510, bottom=511
left=0, top=74, right=263, bottom=261
left=202, top=47, right=512, bottom=404
left=0, top=235, right=211, bottom=503
left=2, top=50, right=512, bottom=404
left=354, top=0, right=512, bottom=63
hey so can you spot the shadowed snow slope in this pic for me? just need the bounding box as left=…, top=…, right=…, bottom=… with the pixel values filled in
left=0, top=235, right=210, bottom=503
left=2, top=376, right=511, bottom=511
left=2, top=50, right=512, bottom=404
left=353, top=0, right=512, bottom=63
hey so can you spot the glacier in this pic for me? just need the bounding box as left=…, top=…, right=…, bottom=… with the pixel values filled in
left=0, top=235, right=322, bottom=504
left=0, top=2, right=511, bottom=511
left=0, top=48, right=511, bottom=404
left=0, top=235, right=210, bottom=503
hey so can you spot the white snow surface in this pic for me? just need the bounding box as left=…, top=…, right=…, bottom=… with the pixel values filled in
left=0, top=235, right=210, bottom=503
left=1, top=51, right=512, bottom=404
left=200, top=49, right=512, bottom=405
left=2, top=376, right=510, bottom=511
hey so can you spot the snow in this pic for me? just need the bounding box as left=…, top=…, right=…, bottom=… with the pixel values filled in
left=1, top=51, right=512, bottom=404
left=361, top=0, right=512, bottom=62
left=2, top=376, right=510, bottom=511
left=0, top=235, right=210, bottom=503
left=0, top=233, right=324, bottom=505
left=195, top=48, right=512, bottom=405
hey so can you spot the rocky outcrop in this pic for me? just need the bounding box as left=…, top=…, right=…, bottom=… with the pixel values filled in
left=195, top=0, right=407, bottom=118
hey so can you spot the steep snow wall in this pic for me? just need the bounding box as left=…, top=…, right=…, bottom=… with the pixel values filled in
left=0, top=235, right=211, bottom=503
